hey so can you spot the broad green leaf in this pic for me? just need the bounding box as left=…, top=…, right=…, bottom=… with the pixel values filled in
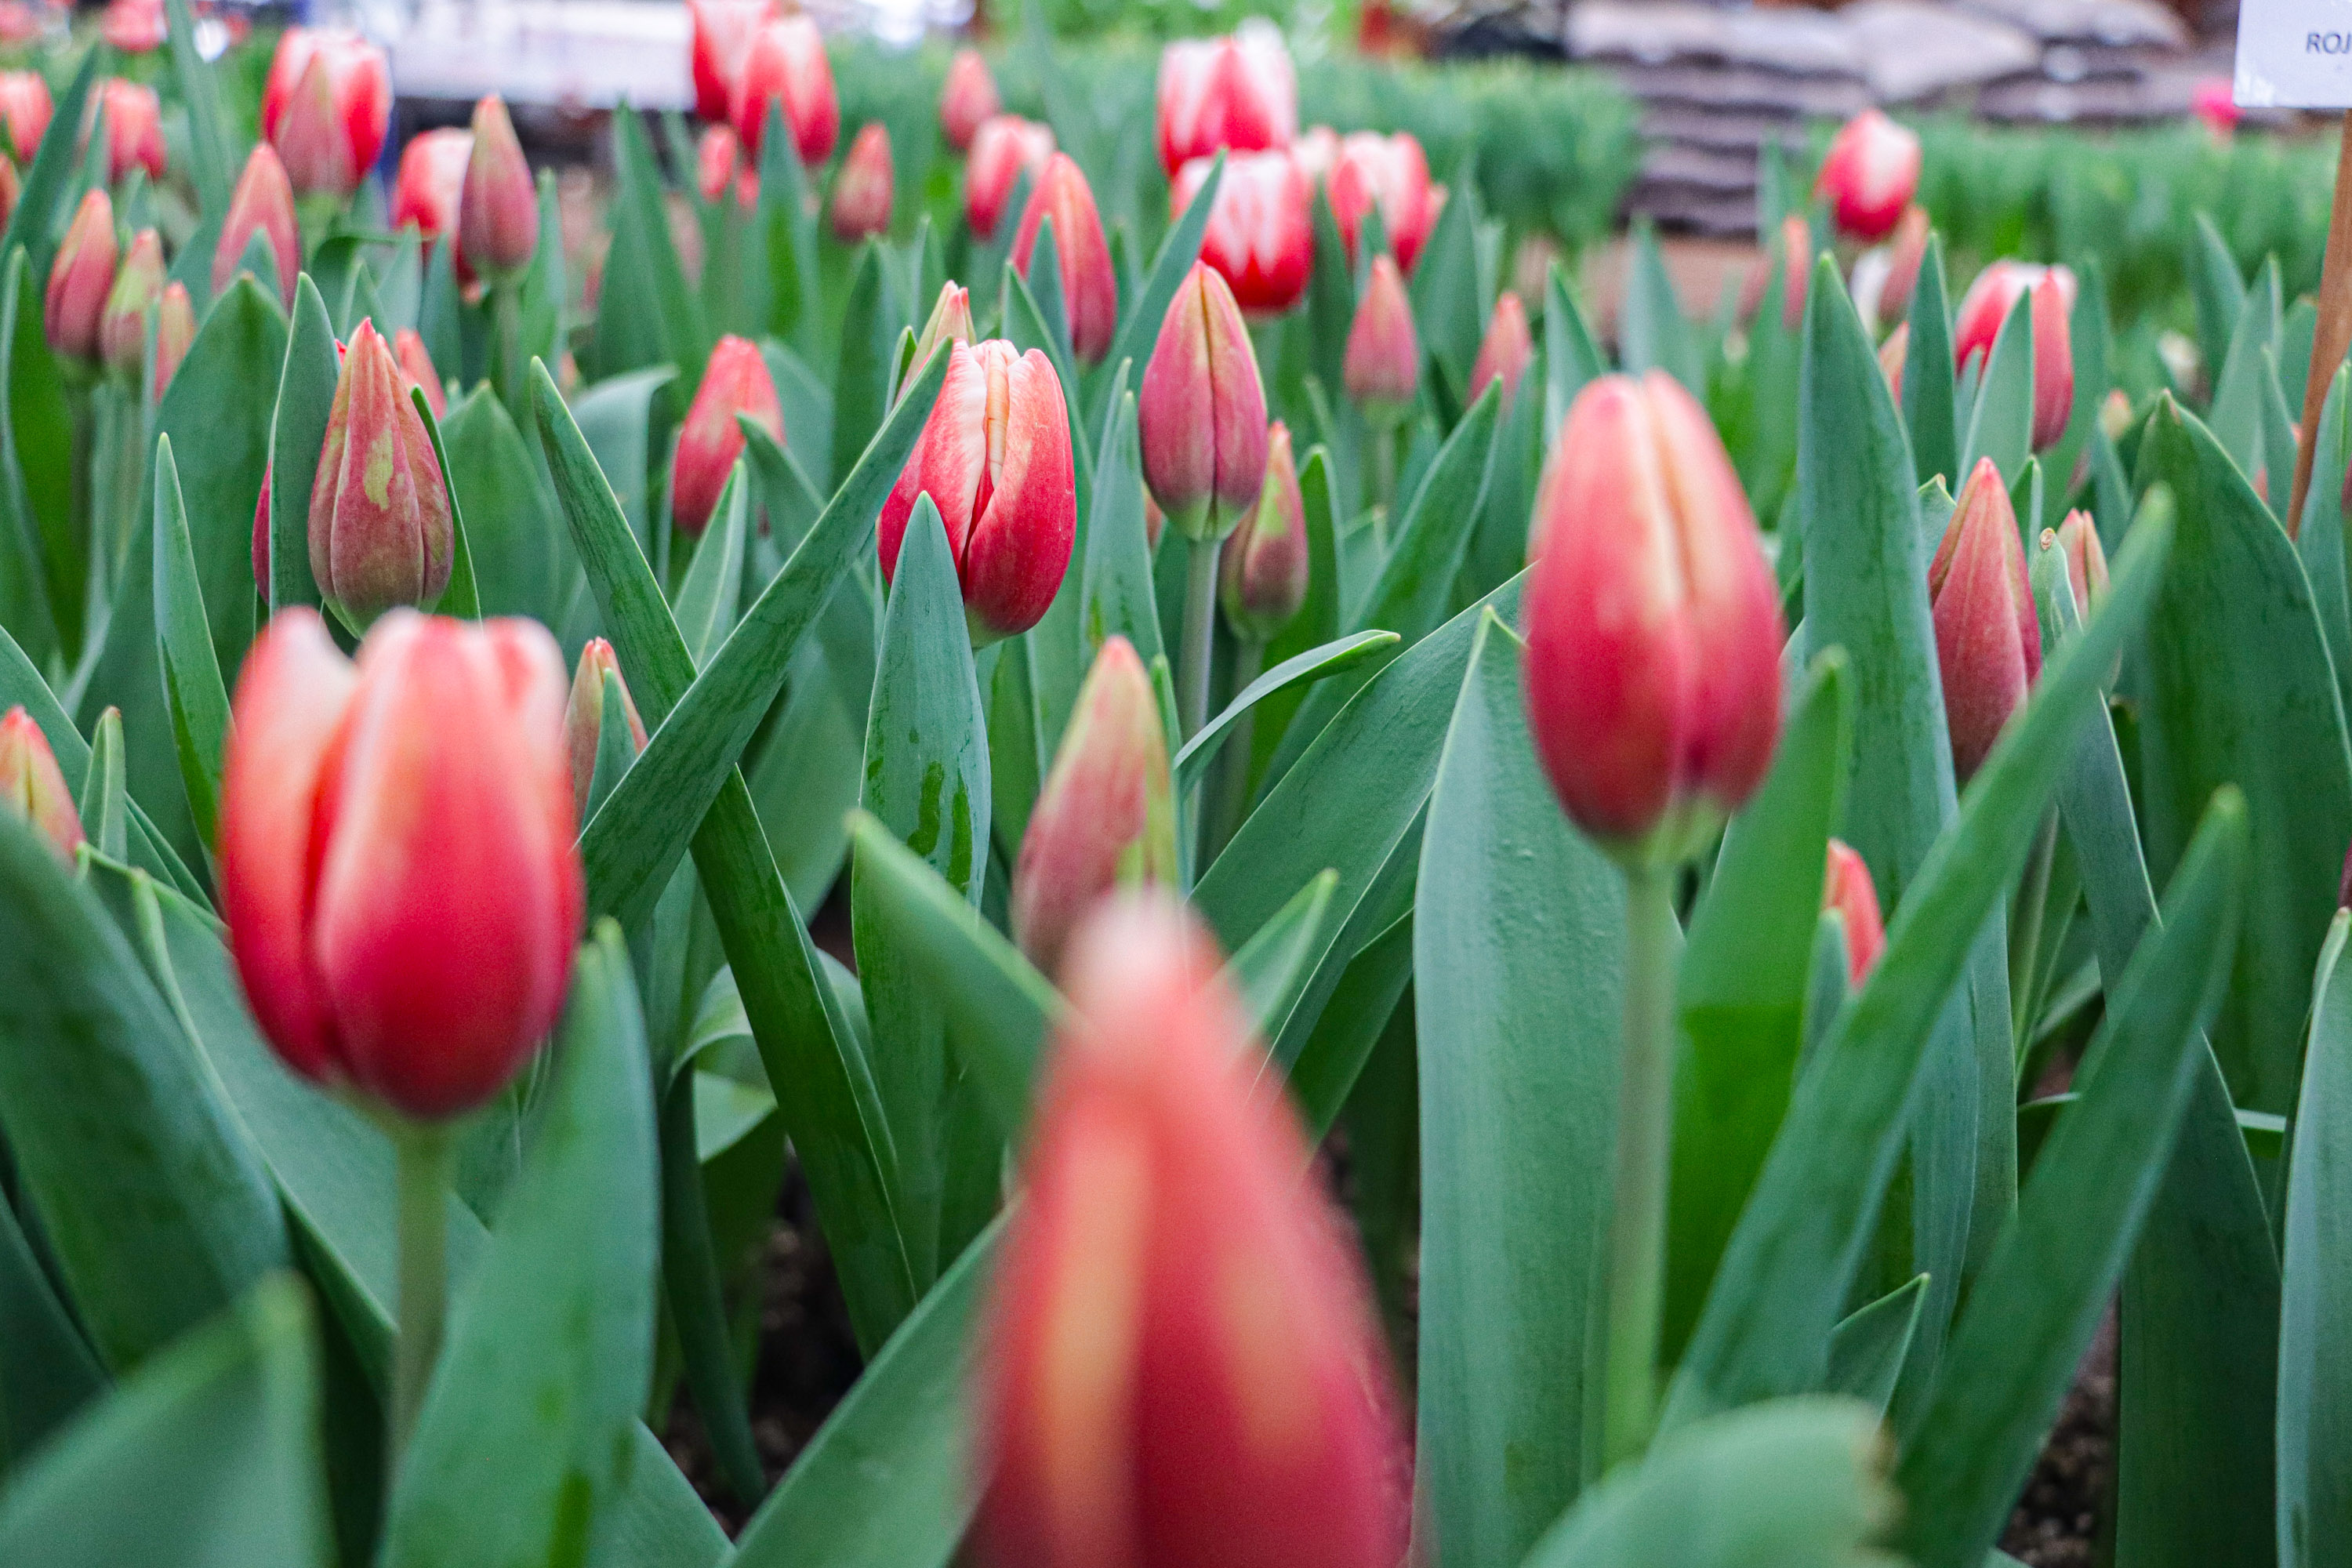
left=739, top=416, right=826, bottom=553
left=8, top=249, right=73, bottom=657
left=2188, top=213, right=2249, bottom=378
left=610, top=105, right=711, bottom=390
left=1172, top=630, right=1399, bottom=795
left=1091, top=152, right=1220, bottom=434
left=158, top=276, right=281, bottom=677
left=439, top=389, right=570, bottom=626
left=151, top=437, right=230, bottom=846
left=2300, top=367, right=2352, bottom=727
left=1542, top=260, right=1606, bottom=441
left=1619, top=220, right=1699, bottom=393
left=266, top=276, right=338, bottom=613
left=833, top=239, right=900, bottom=488
left=1303, top=185, right=1354, bottom=404
left=0, top=1188, right=104, bottom=1465
left=2282, top=910, right=2352, bottom=1568
left=1903, top=232, right=1958, bottom=488
left=1078, top=386, right=1162, bottom=665
left=1228, top=869, right=1339, bottom=1036
left=756, top=104, right=822, bottom=359
left=1960, top=284, right=2033, bottom=484
left=671, top=468, right=748, bottom=666
left=1409, top=169, right=1484, bottom=397
left=659, top=1062, right=764, bottom=1506
left=743, top=563, right=874, bottom=910
left=2040, top=265, right=2112, bottom=526
left=0, top=250, right=54, bottom=666
left=408, top=387, right=481, bottom=621
left=571, top=366, right=676, bottom=557
left=1825, top=1276, right=1926, bottom=1416
left=2208, top=258, right=2282, bottom=475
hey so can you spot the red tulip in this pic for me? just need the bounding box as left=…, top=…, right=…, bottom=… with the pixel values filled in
left=1470, top=290, right=1533, bottom=408
left=1171, top=149, right=1312, bottom=317
left=971, top=892, right=1410, bottom=1568
left=1221, top=419, right=1308, bottom=641
left=910, top=281, right=975, bottom=373
left=1953, top=260, right=2077, bottom=449
left=688, top=0, right=775, bottom=124
left=880, top=338, right=1076, bottom=644
left=96, top=80, right=164, bottom=185
left=695, top=124, right=757, bottom=209
left=1821, top=838, right=1885, bottom=987
left=44, top=189, right=115, bottom=364
left=265, top=28, right=391, bottom=199
left=2055, top=508, right=2107, bottom=622
left=0, top=70, right=49, bottom=162
left=966, top=114, right=1054, bottom=241
left=1815, top=109, right=1919, bottom=244
left=1325, top=130, right=1436, bottom=274
left=458, top=96, right=537, bottom=281
left=829, top=122, right=894, bottom=242
left=673, top=334, right=785, bottom=538
left=564, top=637, right=648, bottom=819
left=940, top=46, right=1000, bottom=154
left=98, top=0, right=163, bottom=53
left=1140, top=261, right=1269, bottom=543
left=1522, top=372, right=1785, bottom=858
left=153, top=281, right=192, bottom=398
left=0, top=706, right=82, bottom=866
left=2193, top=77, right=2241, bottom=138
left=1155, top=22, right=1297, bottom=175
left=394, top=328, right=448, bottom=419
left=215, top=144, right=301, bottom=310
left=1012, top=153, right=1118, bottom=364
left=1011, top=638, right=1178, bottom=975
left=1343, top=255, right=1418, bottom=414
left=1875, top=203, right=1929, bottom=325
left=310, top=321, right=455, bottom=620
left=391, top=128, right=472, bottom=248
left=218, top=608, right=582, bottom=1120
left=1929, top=457, right=2041, bottom=782
left=734, top=15, right=838, bottom=169
left=98, top=226, right=162, bottom=378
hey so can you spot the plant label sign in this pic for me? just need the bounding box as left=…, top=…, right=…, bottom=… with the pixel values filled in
left=2236, top=0, right=2352, bottom=107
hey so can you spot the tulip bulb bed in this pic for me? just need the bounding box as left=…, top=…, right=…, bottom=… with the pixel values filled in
left=0, top=9, right=2345, bottom=1568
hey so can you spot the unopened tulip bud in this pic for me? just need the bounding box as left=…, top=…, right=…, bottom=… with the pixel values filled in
left=972, top=892, right=1409, bottom=1568
left=1877, top=203, right=1929, bottom=324
left=1140, top=261, right=1268, bottom=543
left=674, top=334, right=785, bottom=538
left=0, top=706, right=83, bottom=866
left=966, top=114, right=1054, bottom=240
left=1344, top=255, right=1419, bottom=416
left=695, top=124, right=756, bottom=210
left=1470, top=290, right=1533, bottom=408
left=2054, top=508, right=2107, bottom=622
left=391, top=126, right=472, bottom=252
left=1879, top=321, right=1910, bottom=395
left=1523, top=372, right=1785, bottom=861
left=1821, top=838, right=1886, bottom=987
left=1815, top=108, right=1919, bottom=244
left=910, top=281, right=975, bottom=373
left=459, top=96, right=538, bottom=281
left=829, top=122, right=894, bottom=242
left=1155, top=22, right=1298, bottom=174
left=154, top=281, right=193, bottom=397
left=1953, top=260, right=2078, bottom=449
left=310, top=321, right=456, bottom=621
left=940, top=46, right=1000, bottom=154
left=394, top=328, right=448, bottom=418
left=267, top=29, right=391, bottom=199
left=1143, top=486, right=1166, bottom=551
left=1929, top=456, right=2041, bottom=782
left=1011, top=154, right=1117, bottom=364
left=1172, top=148, right=1313, bottom=316
left=97, top=227, right=162, bottom=378
left=2100, top=388, right=2133, bottom=443
left=215, top=143, right=301, bottom=310
left=219, top=608, right=582, bottom=1119
left=0, top=69, right=50, bottom=162
left=100, top=0, right=164, bottom=54
left=1221, top=419, right=1308, bottom=641
left=97, top=79, right=165, bottom=186
left=688, top=0, right=771, bottom=125
left=880, top=338, right=1076, bottom=643
left=1010, top=638, right=1178, bottom=975
left=45, top=189, right=115, bottom=363
left=1326, top=130, right=1436, bottom=274
left=564, top=637, right=649, bottom=818
left=735, top=14, right=840, bottom=169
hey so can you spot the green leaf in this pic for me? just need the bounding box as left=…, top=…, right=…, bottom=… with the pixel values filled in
left=1091, top=153, right=1220, bottom=435
left=163, top=0, right=233, bottom=219
left=672, top=468, right=748, bottom=666
left=1304, top=186, right=1355, bottom=404
left=408, top=387, right=481, bottom=620
left=1618, top=220, right=1699, bottom=393
left=0, top=250, right=55, bottom=666
left=439, top=389, right=571, bottom=625
left=74, top=705, right=127, bottom=866
left=1078, top=387, right=1162, bottom=665
left=2188, top=213, right=2249, bottom=378
left=570, top=366, right=676, bottom=557
left=1960, top=283, right=2034, bottom=483
left=158, top=276, right=282, bottom=677
left=2300, top=368, right=2352, bottom=728
left=1542, top=260, right=1606, bottom=441
left=833, top=240, right=901, bottom=488
left=0, top=1276, right=329, bottom=1567
left=151, top=437, right=230, bottom=847
left=2208, top=259, right=2282, bottom=477
left=1228, top=869, right=1340, bottom=1035
left=1249, top=445, right=1345, bottom=779
left=611, top=106, right=712, bottom=392
left=0, top=1186, right=104, bottom=1465
left=1825, top=1276, right=1926, bottom=1416
left=2282, top=910, right=2352, bottom=1568
left=265, top=276, right=338, bottom=614
left=1902, top=233, right=1958, bottom=488
left=1409, top=170, right=1484, bottom=397
left=2040, top=266, right=2111, bottom=527
left=659, top=1058, right=764, bottom=1506
left=756, top=105, right=822, bottom=359
left=739, top=416, right=826, bottom=554
left=1416, top=609, right=1625, bottom=1565
left=1172, top=630, right=1399, bottom=796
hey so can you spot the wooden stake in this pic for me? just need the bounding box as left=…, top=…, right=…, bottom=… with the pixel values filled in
left=2288, top=109, right=2352, bottom=538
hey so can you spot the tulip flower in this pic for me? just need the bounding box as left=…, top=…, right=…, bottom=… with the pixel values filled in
left=0, top=69, right=51, bottom=161
left=1221, top=419, right=1308, bottom=642
left=1325, top=130, right=1436, bottom=274
left=1952, top=260, right=2077, bottom=449
left=880, top=338, right=1076, bottom=644
left=2055, top=508, right=2107, bottom=622
left=1140, top=261, right=1269, bottom=546
left=154, top=281, right=193, bottom=398
left=939, top=47, right=1000, bottom=154
left=734, top=14, right=839, bottom=169
left=1171, top=149, right=1312, bottom=316
left=395, top=328, right=448, bottom=419
left=0, top=706, right=82, bottom=866
left=218, top=607, right=581, bottom=1120
left=673, top=334, right=786, bottom=538
left=696, top=124, right=757, bottom=209
left=265, top=28, right=391, bottom=200
left=829, top=122, right=895, bottom=242
left=1522, top=372, right=1784, bottom=858
left=1929, top=457, right=2041, bottom=782
left=97, top=227, right=162, bottom=378
left=688, top=0, right=774, bottom=124
left=214, top=143, right=300, bottom=309
left=391, top=127, right=472, bottom=249
left=44, top=189, right=116, bottom=365
left=1155, top=21, right=1298, bottom=174
left=1470, top=291, right=1533, bottom=408
left=966, top=114, right=1054, bottom=241
left=564, top=637, right=648, bottom=819
left=1010, top=638, right=1178, bottom=975
left=310, top=321, right=456, bottom=621
left=2193, top=77, right=2241, bottom=138
left=911, top=281, right=975, bottom=372
left=1815, top=109, right=1919, bottom=244
left=99, top=0, right=163, bottom=53
left=971, top=893, right=1410, bottom=1568
left=1011, top=153, right=1117, bottom=363
left=1343, top=255, right=1419, bottom=417
left=459, top=96, right=538, bottom=281
left=1821, top=838, right=1886, bottom=987
left=96, top=80, right=165, bottom=186
left=1876, top=203, right=1929, bottom=325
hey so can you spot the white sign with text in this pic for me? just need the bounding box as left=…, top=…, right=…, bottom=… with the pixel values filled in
left=2238, top=0, right=2352, bottom=107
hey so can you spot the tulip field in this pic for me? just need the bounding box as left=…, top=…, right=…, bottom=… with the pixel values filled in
left=0, top=2, right=2348, bottom=1565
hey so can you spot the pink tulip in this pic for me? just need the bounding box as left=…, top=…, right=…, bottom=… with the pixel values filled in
left=688, top=0, right=775, bottom=124
left=1139, top=261, right=1269, bottom=543
left=1815, top=109, right=1920, bottom=244
left=1876, top=203, right=1929, bottom=324
left=214, top=145, right=301, bottom=310
left=1470, top=290, right=1533, bottom=408
left=394, top=328, right=448, bottom=419
left=1221, top=419, right=1308, bottom=641
left=1928, top=457, right=2041, bottom=782
left=1821, top=838, right=1885, bottom=987
left=564, top=637, right=648, bottom=819
left=44, top=189, right=116, bottom=364
left=2055, top=508, right=2107, bottom=622
left=1011, top=153, right=1118, bottom=363
left=1326, top=130, right=1436, bottom=274
left=459, top=96, right=538, bottom=281
left=966, top=114, right=1054, bottom=241
left=1155, top=21, right=1297, bottom=174
left=97, top=226, right=162, bottom=378
left=673, top=334, right=786, bottom=539
left=734, top=14, right=839, bottom=169
left=2193, top=77, right=2241, bottom=138
left=96, top=79, right=165, bottom=185
left=909, top=281, right=975, bottom=373
left=99, top=0, right=163, bottom=53
left=264, top=28, right=391, bottom=199
left=1343, top=255, right=1418, bottom=414
left=1953, top=260, right=2078, bottom=449
left=310, top=321, right=455, bottom=620
left=940, top=47, right=1000, bottom=154
left=695, top=124, right=757, bottom=210
left=0, top=706, right=82, bottom=866
left=0, top=70, right=49, bottom=162
left=153, top=281, right=193, bottom=397
left=1172, top=148, right=1313, bottom=317
left=829, top=122, right=895, bottom=242
left=391, top=128, right=473, bottom=250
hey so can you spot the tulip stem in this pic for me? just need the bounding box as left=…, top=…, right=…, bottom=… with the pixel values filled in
left=390, top=1120, right=453, bottom=1472
left=1600, top=868, right=1678, bottom=1472
left=1178, top=535, right=1221, bottom=739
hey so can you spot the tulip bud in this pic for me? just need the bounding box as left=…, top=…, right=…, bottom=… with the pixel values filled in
left=2053, top=508, right=2107, bottom=621
left=1155, top=21, right=1298, bottom=175
left=972, top=892, right=1410, bottom=1568
left=1325, top=130, right=1436, bottom=274
left=1011, top=153, right=1118, bottom=364
left=564, top=637, right=649, bottom=819
left=1821, top=838, right=1885, bottom=987
left=96, top=80, right=165, bottom=186
left=1522, top=372, right=1785, bottom=861
left=1221, top=419, right=1308, bottom=641
left=688, top=0, right=773, bottom=125
left=940, top=47, right=1000, bottom=154
left=0, top=69, right=51, bottom=162
left=100, top=0, right=164, bottom=53
left=966, top=114, right=1054, bottom=241
left=1470, top=290, right=1533, bottom=408
left=1928, top=456, right=2041, bottom=782
left=267, top=29, right=392, bottom=199
left=695, top=124, right=756, bottom=209
left=394, top=328, right=448, bottom=419
left=310, top=321, right=456, bottom=622
left=1877, top=203, right=1929, bottom=325
left=735, top=15, right=840, bottom=169
left=391, top=126, right=472, bottom=248
left=880, top=338, right=1076, bottom=644
left=218, top=608, right=583, bottom=1119
left=45, top=189, right=116, bottom=364
left=829, top=122, right=894, bottom=243
left=2194, top=77, right=2242, bottom=138
left=1343, top=255, right=1418, bottom=416
left=674, top=333, right=785, bottom=538
left=97, top=226, right=162, bottom=379
left=215, top=143, right=301, bottom=310
left=1010, top=638, right=1178, bottom=975
left=1878, top=321, right=1910, bottom=396
left=1140, top=261, right=1269, bottom=544
left=154, top=281, right=193, bottom=398
left=459, top=96, right=538, bottom=281
left=0, top=706, right=83, bottom=866
left=1814, top=109, right=1919, bottom=244
left=909, top=281, right=975, bottom=374
left=1172, top=149, right=1313, bottom=316
left=1953, top=260, right=2078, bottom=450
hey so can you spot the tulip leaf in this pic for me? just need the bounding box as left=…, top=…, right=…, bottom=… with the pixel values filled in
left=2041, top=266, right=2111, bottom=527
left=2304, top=367, right=2352, bottom=810
left=1247, top=445, right=1345, bottom=781
left=0, top=1180, right=105, bottom=1468
left=608, top=104, right=711, bottom=393
left=658, top=1055, right=766, bottom=1508
left=157, top=274, right=281, bottom=680
left=1304, top=184, right=1355, bottom=403
left=162, top=0, right=232, bottom=219
left=756, top=104, right=822, bottom=361
left=74, top=704, right=126, bottom=865
left=1173, top=628, right=1399, bottom=796
left=1903, top=232, right=1958, bottom=488
left=1410, top=169, right=1485, bottom=399
left=0, top=251, right=56, bottom=666
left=570, top=366, right=676, bottom=557
left=1541, top=260, right=1606, bottom=444
left=0, top=49, right=96, bottom=278
left=443, top=387, right=575, bottom=625
left=151, top=437, right=230, bottom=848
left=1826, top=1274, right=1926, bottom=1415
left=1229, top=868, right=1341, bottom=1042
left=407, top=387, right=481, bottom=621
left=834, top=240, right=903, bottom=490
left=2188, top=213, right=2249, bottom=377
left=1892, top=787, right=2245, bottom=1568
left=1960, top=284, right=2033, bottom=485
left=1416, top=608, right=1626, bottom=1565
left=672, top=467, right=749, bottom=667
left=2281, top=910, right=2352, bottom=1568
left=1078, top=386, right=1163, bottom=666
left=1091, top=151, right=1221, bottom=435
left=739, top=416, right=827, bottom=554
left=743, top=562, right=876, bottom=911
left=2207, top=258, right=2281, bottom=477
left=264, top=276, right=336, bottom=614
left=1619, top=220, right=1700, bottom=394
left=1020, top=214, right=1074, bottom=368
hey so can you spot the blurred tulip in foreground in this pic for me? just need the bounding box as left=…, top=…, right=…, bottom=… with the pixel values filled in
left=673, top=333, right=785, bottom=538
left=1929, top=457, right=2041, bottom=782
left=1221, top=419, right=1308, bottom=641
left=1470, top=290, right=1533, bottom=408
left=1953, top=260, right=2077, bottom=449
left=966, top=114, right=1054, bottom=240
left=940, top=47, right=1000, bottom=154
left=1156, top=20, right=1297, bottom=174
left=696, top=125, right=756, bottom=209
left=1012, top=153, right=1117, bottom=363
left=0, top=706, right=82, bottom=866
left=310, top=321, right=456, bottom=620
left=1173, top=148, right=1312, bottom=316
left=1140, top=261, right=1269, bottom=543
left=215, top=143, right=300, bottom=308
left=1815, top=109, right=1919, bottom=243
left=1821, top=838, right=1886, bottom=987
left=44, top=188, right=114, bottom=364
left=564, top=637, right=649, bottom=819
left=1343, top=255, right=1419, bottom=416
left=100, top=0, right=164, bottom=53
